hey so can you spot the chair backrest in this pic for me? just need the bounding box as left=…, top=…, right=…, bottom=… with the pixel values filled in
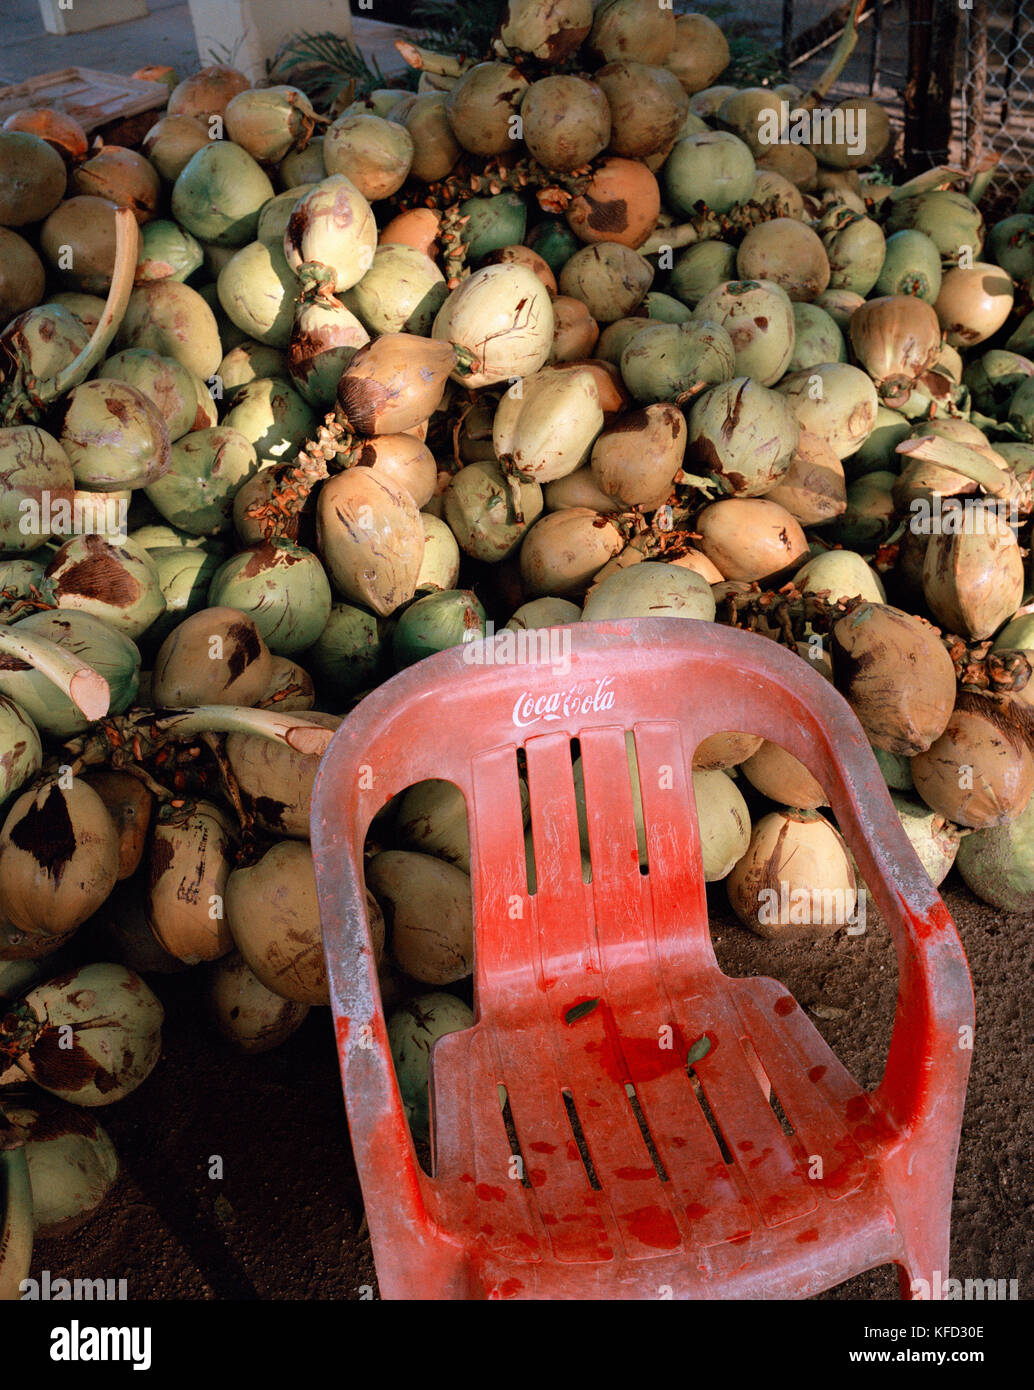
left=311, top=618, right=945, bottom=1023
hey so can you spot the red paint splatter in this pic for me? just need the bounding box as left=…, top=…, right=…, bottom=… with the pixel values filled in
left=476, top=1183, right=506, bottom=1202
left=516, top=1231, right=538, bottom=1250
left=495, top=1278, right=524, bottom=1298
left=796, top=1227, right=820, bottom=1244
left=808, top=1065, right=827, bottom=1083
left=774, top=996, right=796, bottom=1016
left=684, top=1202, right=710, bottom=1220
left=738, top=1140, right=754, bottom=1152
left=845, top=1095, right=869, bottom=1123
left=613, top=1166, right=656, bottom=1182
left=529, top=1141, right=556, bottom=1154
left=529, top=1168, right=547, bottom=1187
left=621, top=1205, right=681, bottom=1249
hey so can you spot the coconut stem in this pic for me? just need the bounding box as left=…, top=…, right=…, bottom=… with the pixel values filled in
left=886, top=167, right=968, bottom=204
left=394, top=40, right=471, bottom=77
left=639, top=199, right=791, bottom=257
left=896, top=436, right=1027, bottom=505
left=966, top=158, right=999, bottom=205
left=153, top=707, right=335, bottom=755
left=47, top=209, right=141, bottom=403
left=0, top=1143, right=33, bottom=1300
left=801, top=0, right=867, bottom=109
left=0, top=628, right=109, bottom=722
left=200, top=731, right=254, bottom=835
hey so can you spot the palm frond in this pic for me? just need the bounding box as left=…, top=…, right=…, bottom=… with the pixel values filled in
left=267, top=30, right=391, bottom=111
left=410, top=0, right=504, bottom=59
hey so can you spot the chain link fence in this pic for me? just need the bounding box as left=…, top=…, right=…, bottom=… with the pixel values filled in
left=961, top=0, right=1034, bottom=208
left=777, top=0, right=1034, bottom=211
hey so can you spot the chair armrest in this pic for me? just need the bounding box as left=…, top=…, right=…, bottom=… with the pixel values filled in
left=311, top=810, right=430, bottom=1235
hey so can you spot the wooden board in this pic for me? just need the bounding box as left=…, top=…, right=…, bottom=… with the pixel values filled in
left=0, top=66, right=168, bottom=131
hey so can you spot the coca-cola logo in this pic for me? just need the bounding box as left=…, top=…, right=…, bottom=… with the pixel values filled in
left=511, top=676, right=616, bottom=729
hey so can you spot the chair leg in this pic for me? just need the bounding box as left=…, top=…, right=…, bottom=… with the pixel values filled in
left=893, top=1205, right=952, bottom=1300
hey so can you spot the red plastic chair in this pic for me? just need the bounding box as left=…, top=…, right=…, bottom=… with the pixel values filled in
left=311, top=619, right=974, bottom=1300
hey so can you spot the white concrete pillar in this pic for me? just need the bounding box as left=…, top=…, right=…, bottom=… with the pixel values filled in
left=186, top=0, right=355, bottom=85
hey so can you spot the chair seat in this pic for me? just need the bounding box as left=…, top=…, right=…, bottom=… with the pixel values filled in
left=425, top=972, right=901, bottom=1298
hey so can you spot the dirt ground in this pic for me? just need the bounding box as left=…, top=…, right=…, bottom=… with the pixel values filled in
left=23, top=872, right=1031, bottom=1301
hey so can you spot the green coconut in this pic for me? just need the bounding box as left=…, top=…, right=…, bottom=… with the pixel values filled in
left=343, top=244, right=447, bottom=337
left=459, top=191, right=527, bottom=261
left=0, top=611, right=139, bottom=736
left=388, top=992, right=474, bottom=1138
left=57, top=379, right=171, bottom=492
left=96, top=348, right=203, bottom=443
left=135, top=219, right=204, bottom=284
left=443, top=460, right=543, bottom=563
left=0, top=426, right=75, bottom=554
left=668, top=241, right=738, bottom=307
left=620, top=319, right=735, bottom=403
left=525, top=219, right=580, bottom=274
left=306, top=602, right=387, bottom=698
left=145, top=427, right=259, bottom=536
left=221, top=377, right=317, bottom=465
left=0, top=558, right=46, bottom=600
left=218, top=341, right=289, bottom=400
left=144, top=546, right=224, bottom=648
left=786, top=302, right=846, bottom=373
left=692, top=279, right=796, bottom=385
left=116, top=281, right=223, bottom=381
left=171, top=141, right=275, bottom=247
left=956, top=794, right=1034, bottom=912
left=663, top=131, right=755, bottom=217
left=392, top=589, right=487, bottom=669
left=794, top=549, right=885, bottom=605
left=287, top=297, right=370, bottom=409
left=207, top=540, right=332, bottom=655
left=873, top=229, right=943, bottom=303
left=416, top=514, right=461, bottom=593
left=0, top=696, right=42, bottom=804
left=582, top=561, right=716, bottom=621
left=39, top=534, right=165, bottom=639
left=217, top=238, right=299, bottom=348
left=688, top=377, right=800, bottom=495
